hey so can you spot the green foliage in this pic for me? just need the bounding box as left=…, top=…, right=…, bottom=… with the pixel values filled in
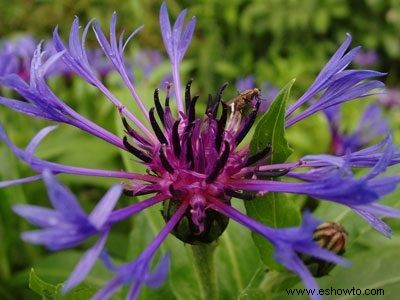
left=2, top=1, right=400, bottom=92
left=29, top=269, right=62, bottom=300
left=246, top=81, right=301, bottom=269
left=249, top=80, right=294, bottom=162
left=29, top=268, right=97, bottom=300
left=271, top=233, right=400, bottom=300
left=0, top=1, right=400, bottom=299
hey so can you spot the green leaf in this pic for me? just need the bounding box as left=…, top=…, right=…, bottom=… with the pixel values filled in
left=238, top=288, right=270, bottom=300
left=245, top=193, right=301, bottom=270
left=249, top=79, right=294, bottom=162
left=26, top=252, right=112, bottom=300
left=63, top=286, right=97, bottom=300
left=245, top=80, right=301, bottom=270
left=29, top=266, right=99, bottom=300
left=29, top=268, right=62, bottom=300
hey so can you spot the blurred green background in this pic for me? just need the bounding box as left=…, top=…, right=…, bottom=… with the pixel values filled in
left=2, top=0, right=400, bottom=89
left=0, top=0, right=400, bottom=299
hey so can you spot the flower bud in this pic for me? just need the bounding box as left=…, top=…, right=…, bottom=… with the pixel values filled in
left=313, top=222, right=347, bottom=254
left=162, top=199, right=229, bottom=244
left=303, top=222, right=348, bottom=277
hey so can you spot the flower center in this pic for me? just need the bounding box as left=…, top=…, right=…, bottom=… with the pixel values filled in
left=121, top=80, right=270, bottom=243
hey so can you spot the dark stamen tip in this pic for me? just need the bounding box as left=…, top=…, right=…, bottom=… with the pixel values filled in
left=185, top=79, right=193, bottom=113
left=123, top=136, right=152, bottom=163
left=149, top=107, right=168, bottom=145
left=255, top=168, right=290, bottom=178
left=206, top=94, right=213, bottom=115
left=225, top=189, right=256, bottom=200
left=205, top=83, right=229, bottom=118
left=212, top=99, right=220, bottom=119
left=117, top=105, right=124, bottom=113
left=123, top=189, right=135, bottom=196
left=123, top=186, right=157, bottom=196
left=121, top=117, right=151, bottom=146
left=215, top=102, right=228, bottom=152
left=188, top=95, right=199, bottom=123
left=206, top=141, right=230, bottom=183
left=165, top=84, right=171, bottom=107
left=244, top=144, right=272, bottom=167
left=154, top=88, right=165, bottom=126
left=185, top=133, right=194, bottom=169
left=235, top=101, right=261, bottom=145
left=172, top=120, right=182, bottom=157
left=220, top=102, right=228, bottom=123
left=215, top=82, right=229, bottom=103
left=159, top=145, right=174, bottom=174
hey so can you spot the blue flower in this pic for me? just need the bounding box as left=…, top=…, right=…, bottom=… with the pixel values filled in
left=285, top=35, right=385, bottom=127
left=13, top=170, right=123, bottom=291
left=0, top=2, right=399, bottom=299
left=0, top=35, right=112, bottom=81
left=209, top=199, right=348, bottom=300
left=354, top=49, right=379, bottom=67
left=292, top=137, right=400, bottom=237
left=0, top=35, right=37, bottom=80
left=92, top=204, right=189, bottom=300
left=324, top=104, right=388, bottom=155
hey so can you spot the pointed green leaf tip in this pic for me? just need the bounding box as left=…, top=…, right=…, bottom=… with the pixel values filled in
left=245, top=79, right=301, bottom=270
left=29, top=268, right=96, bottom=300
left=29, top=268, right=62, bottom=300
left=249, top=79, right=295, bottom=162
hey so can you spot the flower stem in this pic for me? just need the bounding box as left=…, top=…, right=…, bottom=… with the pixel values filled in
left=190, top=242, right=218, bottom=300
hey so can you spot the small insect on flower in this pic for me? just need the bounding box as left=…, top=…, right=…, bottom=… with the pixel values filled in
left=226, top=87, right=266, bottom=131
left=227, top=87, right=262, bottom=113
